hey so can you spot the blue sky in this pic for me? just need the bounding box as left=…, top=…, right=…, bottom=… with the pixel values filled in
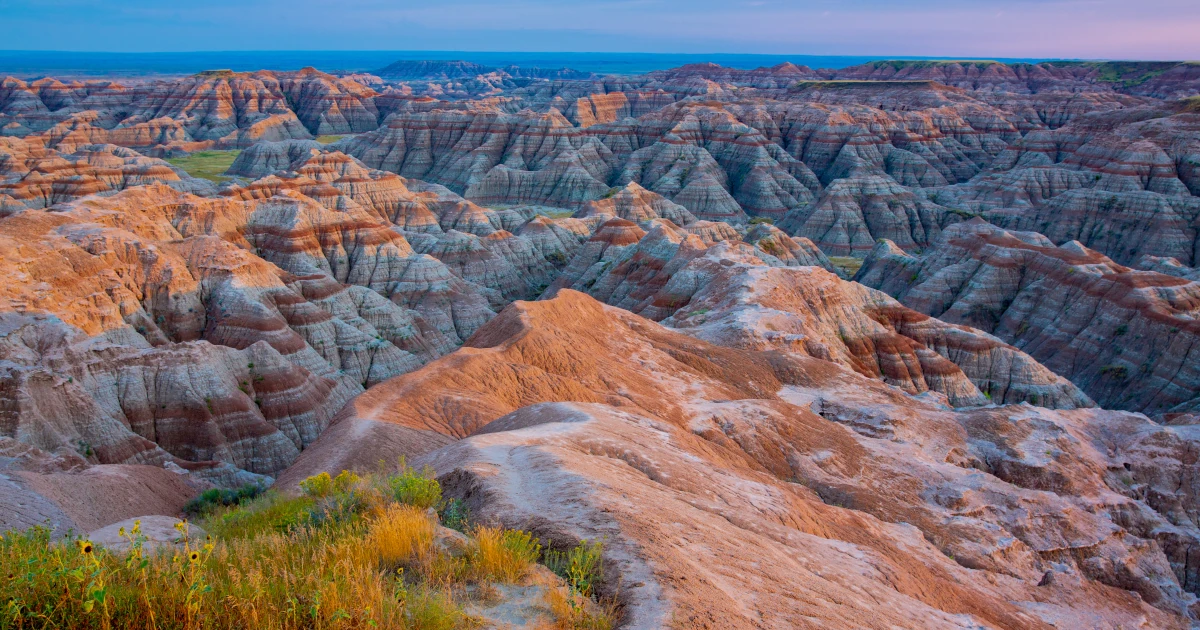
left=3, top=0, right=1198, bottom=59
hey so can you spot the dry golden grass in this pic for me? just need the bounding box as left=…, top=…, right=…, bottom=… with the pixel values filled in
left=540, top=587, right=616, bottom=630
left=465, top=526, right=541, bottom=583
left=1, top=516, right=410, bottom=629
left=1, top=469, right=611, bottom=630
left=367, top=503, right=436, bottom=571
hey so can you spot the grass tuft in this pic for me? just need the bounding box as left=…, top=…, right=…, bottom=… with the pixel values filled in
left=368, top=503, right=436, bottom=572
left=541, top=586, right=616, bottom=630
left=466, top=526, right=541, bottom=583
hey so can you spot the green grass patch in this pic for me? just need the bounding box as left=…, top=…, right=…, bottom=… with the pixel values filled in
left=828, top=256, right=864, bottom=277
left=536, top=208, right=577, bottom=219
left=315, top=134, right=350, bottom=144
left=202, top=490, right=315, bottom=540
left=167, top=150, right=241, bottom=182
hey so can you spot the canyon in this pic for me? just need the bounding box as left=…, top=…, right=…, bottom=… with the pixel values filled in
left=2, top=57, right=1200, bottom=628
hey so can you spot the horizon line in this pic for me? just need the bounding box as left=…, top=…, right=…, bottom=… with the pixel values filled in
left=0, top=49, right=1149, bottom=64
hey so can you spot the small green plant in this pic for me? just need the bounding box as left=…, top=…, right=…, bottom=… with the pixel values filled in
left=1115, top=324, right=1129, bottom=336
left=438, top=498, right=470, bottom=532
left=545, top=540, right=604, bottom=598
left=1100, top=364, right=1130, bottom=380
left=542, top=540, right=611, bottom=630
left=403, top=588, right=467, bottom=630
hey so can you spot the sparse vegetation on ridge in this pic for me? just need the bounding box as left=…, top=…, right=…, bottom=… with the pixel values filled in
left=0, top=466, right=616, bottom=630
left=792, top=80, right=939, bottom=89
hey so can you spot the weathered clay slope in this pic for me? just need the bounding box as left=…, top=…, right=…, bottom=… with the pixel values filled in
left=330, top=87, right=1064, bottom=250
left=284, top=290, right=1200, bottom=628
left=10, top=60, right=1191, bottom=263
left=0, top=438, right=201, bottom=535
left=857, top=220, right=1200, bottom=414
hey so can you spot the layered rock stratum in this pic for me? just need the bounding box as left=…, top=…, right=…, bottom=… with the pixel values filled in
left=4, top=57, right=1200, bottom=628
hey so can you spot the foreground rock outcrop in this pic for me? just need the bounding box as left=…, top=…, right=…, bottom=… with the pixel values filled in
left=283, top=290, right=1200, bottom=628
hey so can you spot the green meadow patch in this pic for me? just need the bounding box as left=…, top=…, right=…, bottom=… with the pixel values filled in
left=167, top=150, right=241, bottom=182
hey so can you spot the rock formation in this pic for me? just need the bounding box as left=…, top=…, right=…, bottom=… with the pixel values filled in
left=5, top=57, right=1200, bottom=627
left=857, top=220, right=1200, bottom=414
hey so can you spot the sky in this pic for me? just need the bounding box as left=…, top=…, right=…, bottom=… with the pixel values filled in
left=2, top=0, right=1198, bottom=60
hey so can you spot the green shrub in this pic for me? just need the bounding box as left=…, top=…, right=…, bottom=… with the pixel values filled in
left=300, top=471, right=335, bottom=497
left=183, top=483, right=265, bottom=517
left=387, top=459, right=443, bottom=510
left=1100, top=364, right=1130, bottom=380
left=299, top=470, right=360, bottom=499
